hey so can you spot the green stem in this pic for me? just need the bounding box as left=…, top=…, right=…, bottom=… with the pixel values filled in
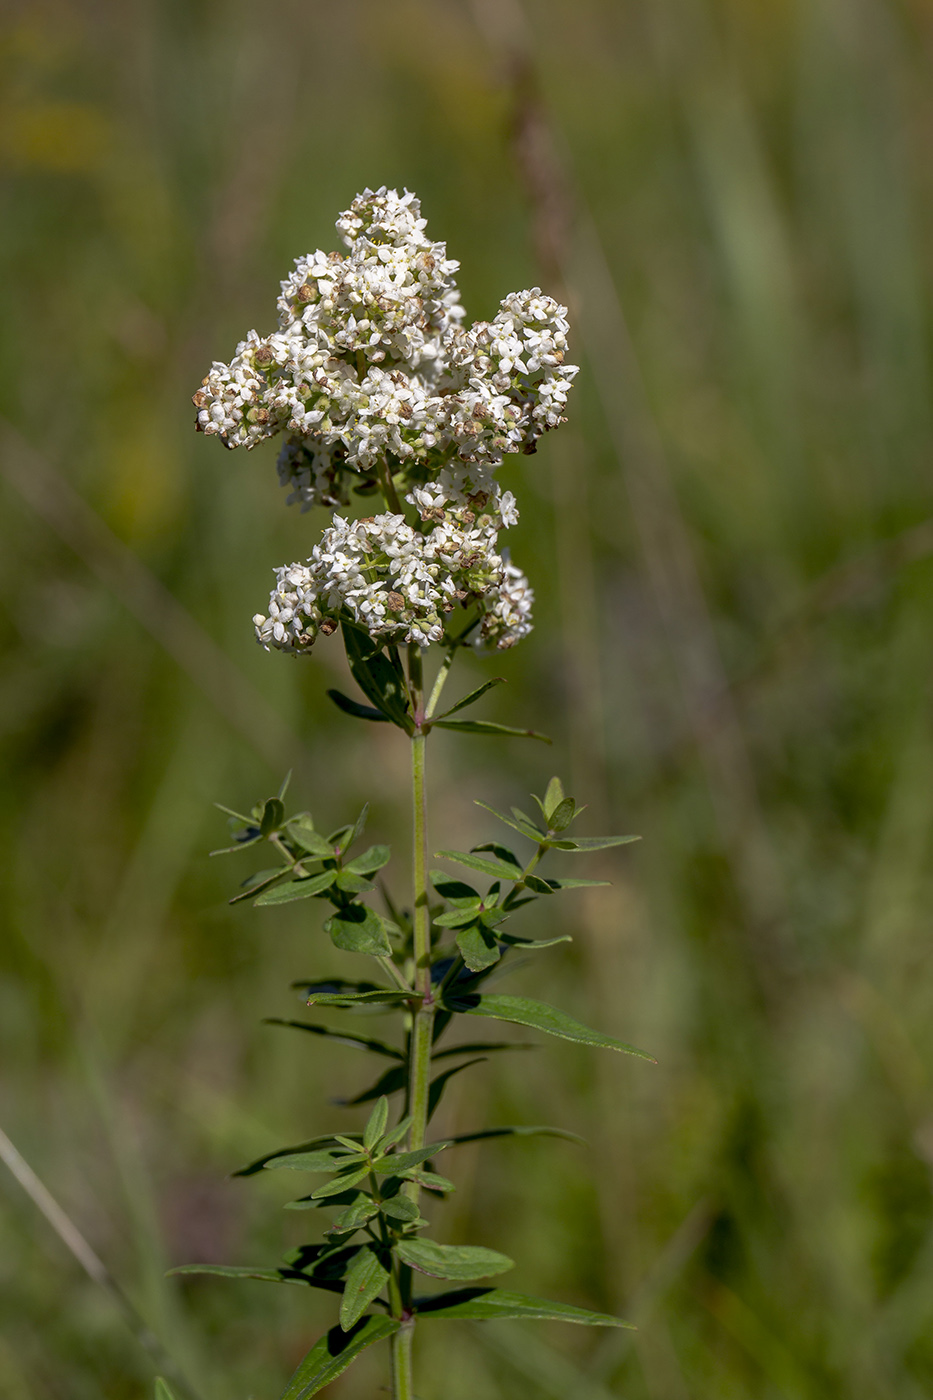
left=377, top=457, right=403, bottom=515
left=425, top=646, right=456, bottom=721
left=391, top=1322, right=414, bottom=1400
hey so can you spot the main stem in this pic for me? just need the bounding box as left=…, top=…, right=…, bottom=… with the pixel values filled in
left=392, top=645, right=441, bottom=1400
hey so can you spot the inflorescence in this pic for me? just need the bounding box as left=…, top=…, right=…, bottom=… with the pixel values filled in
left=193, top=187, right=577, bottom=653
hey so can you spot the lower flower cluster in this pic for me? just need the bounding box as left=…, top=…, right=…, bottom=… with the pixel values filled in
left=253, top=504, right=533, bottom=653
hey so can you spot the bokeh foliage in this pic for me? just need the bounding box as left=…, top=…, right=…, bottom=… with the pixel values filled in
left=2, top=0, right=933, bottom=1396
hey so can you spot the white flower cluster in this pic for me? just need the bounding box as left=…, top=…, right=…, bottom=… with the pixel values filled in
left=196, top=188, right=577, bottom=654
left=193, top=187, right=577, bottom=507
left=253, top=504, right=533, bottom=653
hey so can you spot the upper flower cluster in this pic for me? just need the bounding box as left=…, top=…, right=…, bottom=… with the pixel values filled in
left=193, top=188, right=577, bottom=654
left=193, top=187, right=577, bottom=512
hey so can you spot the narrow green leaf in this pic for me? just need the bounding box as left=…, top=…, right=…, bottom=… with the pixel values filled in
left=311, top=1167, right=372, bottom=1199
left=542, top=777, right=565, bottom=822
left=443, top=994, right=656, bottom=1061
left=473, top=800, right=543, bottom=843
left=297, top=978, right=391, bottom=998
left=415, top=1287, right=631, bottom=1327
left=448, top=1125, right=585, bottom=1147
left=456, top=925, right=501, bottom=972
left=306, top=989, right=411, bottom=1008
left=154, top=1380, right=181, bottom=1400
left=344, top=845, right=391, bottom=876
left=233, top=1135, right=349, bottom=1177
left=334, top=870, right=375, bottom=894
left=279, top=1316, right=400, bottom=1399
left=255, top=870, right=337, bottom=905
left=430, top=871, right=481, bottom=906
left=263, top=1020, right=405, bottom=1060
left=260, top=797, right=285, bottom=837
left=498, top=932, right=572, bottom=950
left=327, top=1198, right=379, bottom=1234
left=524, top=875, right=609, bottom=894
left=404, top=1169, right=455, bottom=1192
left=287, top=818, right=335, bottom=858
left=327, top=688, right=389, bottom=723
left=378, top=1195, right=422, bottom=1223
left=550, top=834, right=641, bottom=852
left=228, top=868, right=287, bottom=903
left=348, top=802, right=370, bottom=849
left=363, top=1098, right=389, bottom=1152
left=435, top=850, right=523, bottom=881
left=395, top=1240, right=513, bottom=1281
left=324, top=906, right=392, bottom=957
left=210, top=835, right=263, bottom=856
left=473, top=842, right=521, bottom=868
left=373, top=1142, right=451, bottom=1174
left=342, top=623, right=413, bottom=732
left=167, top=1264, right=307, bottom=1288
left=264, top=1149, right=360, bottom=1173
left=342, top=1064, right=408, bottom=1107
left=433, top=718, right=551, bottom=742
left=428, top=1058, right=488, bottom=1119
left=277, top=771, right=293, bottom=801
left=379, top=1116, right=413, bottom=1151
left=548, top=797, right=576, bottom=832
left=214, top=801, right=253, bottom=824
left=434, top=677, right=506, bottom=719
left=434, top=905, right=484, bottom=929
left=432, top=1041, right=533, bottom=1061
left=339, top=1247, right=390, bottom=1331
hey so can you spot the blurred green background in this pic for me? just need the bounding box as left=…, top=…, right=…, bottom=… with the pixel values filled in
left=2, top=0, right=933, bottom=1396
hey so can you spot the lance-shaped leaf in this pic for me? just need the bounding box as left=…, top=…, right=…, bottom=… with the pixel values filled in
left=287, top=818, right=335, bottom=859
left=432, top=718, right=551, bottom=743
left=263, top=1020, right=405, bottom=1060
left=256, top=870, right=337, bottom=906
left=341, top=1063, right=408, bottom=1107
left=456, top=924, right=501, bottom=973
left=326, top=688, right=389, bottom=723
left=363, top=1097, right=389, bottom=1151
left=168, top=1264, right=308, bottom=1289
left=265, top=1149, right=361, bottom=1173
left=430, top=870, right=482, bottom=906
left=260, top=797, right=285, bottom=837
left=414, top=1287, right=631, bottom=1327
left=324, top=906, right=393, bottom=957
left=233, top=1135, right=350, bottom=1177
left=434, top=677, right=505, bottom=719
left=406, top=1168, right=455, bottom=1193
left=154, top=1380, right=181, bottom=1400
left=339, top=1247, right=390, bottom=1331
left=474, top=800, right=543, bottom=843
left=432, top=1041, right=533, bottom=1061
left=379, top=1195, right=423, bottom=1224
left=296, top=978, right=395, bottom=999
left=442, top=993, right=656, bottom=1061
left=341, top=623, right=413, bottom=732
left=435, top=849, right=523, bottom=882
left=372, top=1141, right=452, bottom=1174
left=548, top=834, right=641, bottom=852
left=311, top=1167, right=372, bottom=1199
left=497, top=932, right=572, bottom=951
left=395, top=1240, right=514, bottom=1281
left=428, top=1057, right=488, bottom=1119
left=523, top=875, right=609, bottom=896
left=447, top=1125, right=585, bottom=1147
left=344, top=844, right=391, bottom=876
left=306, top=988, right=412, bottom=1009
left=228, top=868, right=288, bottom=904
left=327, top=1198, right=379, bottom=1234
left=280, top=1316, right=400, bottom=1399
